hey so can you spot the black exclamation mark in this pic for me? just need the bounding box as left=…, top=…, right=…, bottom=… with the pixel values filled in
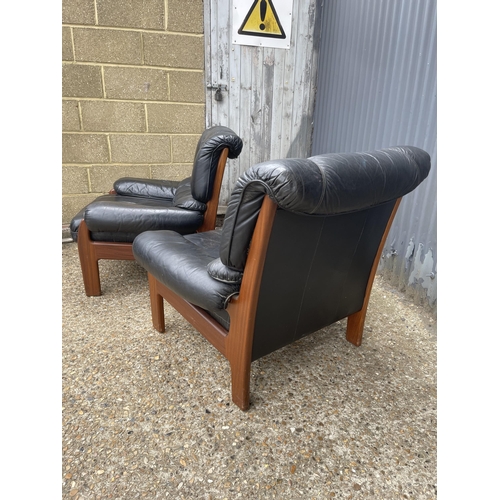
left=259, top=0, right=267, bottom=30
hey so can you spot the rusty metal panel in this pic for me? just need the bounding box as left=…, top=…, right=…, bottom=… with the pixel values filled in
left=312, top=0, right=437, bottom=309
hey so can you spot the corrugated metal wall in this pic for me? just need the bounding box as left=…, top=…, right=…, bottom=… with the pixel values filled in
left=312, top=0, right=437, bottom=310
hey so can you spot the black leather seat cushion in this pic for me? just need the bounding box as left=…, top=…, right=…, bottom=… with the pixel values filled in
left=133, top=230, right=239, bottom=320
left=70, top=179, right=205, bottom=243
left=70, top=196, right=204, bottom=243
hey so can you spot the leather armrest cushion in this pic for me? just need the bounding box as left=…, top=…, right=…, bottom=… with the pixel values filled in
left=133, top=230, right=240, bottom=311
left=113, top=177, right=182, bottom=200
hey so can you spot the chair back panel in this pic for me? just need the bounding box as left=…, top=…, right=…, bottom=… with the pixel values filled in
left=203, top=146, right=431, bottom=358
left=251, top=201, right=395, bottom=360
left=190, top=126, right=243, bottom=203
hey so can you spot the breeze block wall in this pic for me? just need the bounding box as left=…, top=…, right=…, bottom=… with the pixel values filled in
left=62, top=0, right=205, bottom=230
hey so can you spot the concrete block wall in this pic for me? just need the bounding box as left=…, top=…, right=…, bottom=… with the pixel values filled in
left=62, top=0, right=205, bottom=229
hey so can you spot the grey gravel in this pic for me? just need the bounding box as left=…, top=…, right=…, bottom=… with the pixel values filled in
left=62, top=241, right=436, bottom=499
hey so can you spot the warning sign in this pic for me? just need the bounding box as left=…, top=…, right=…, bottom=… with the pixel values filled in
left=238, top=0, right=286, bottom=39
left=233, top=0, right=293, bottom=49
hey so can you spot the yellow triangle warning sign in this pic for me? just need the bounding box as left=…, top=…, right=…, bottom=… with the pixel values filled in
left=238, top=0, right=286, bottom=39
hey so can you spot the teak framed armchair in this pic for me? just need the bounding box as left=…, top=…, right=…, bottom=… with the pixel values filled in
left=70, top=126, right=243, bottom=296
left=132, top=146, right=431, bottom=410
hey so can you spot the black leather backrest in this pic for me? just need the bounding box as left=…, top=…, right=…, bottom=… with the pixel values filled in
left=190, top=126, right=243, bottom=203
left=217, top=146, right=431, bottom=272
left=250, top=202, right=396, bottom=360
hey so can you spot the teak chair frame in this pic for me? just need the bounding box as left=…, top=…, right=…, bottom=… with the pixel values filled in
left=147, top=195, right=402, bottom=411
left=77, top=148, right=229, bottom=297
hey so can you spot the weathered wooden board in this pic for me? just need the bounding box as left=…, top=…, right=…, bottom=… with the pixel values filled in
left=204, top=0, right=321, bottom=205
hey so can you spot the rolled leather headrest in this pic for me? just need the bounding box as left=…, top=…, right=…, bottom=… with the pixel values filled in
left=219, top=146, right=431, bottom=271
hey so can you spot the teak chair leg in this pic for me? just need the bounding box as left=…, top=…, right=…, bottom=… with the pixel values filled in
left=148, top=273, right=166, bottom=333
left=226, top=196, right=278, bottom=410
left=229, top=359, right=251, bottom=411
left=226, top=293, right=255, bottom=412
left=77, top=220, right=102, bottom=297
left=345, top=198, right=402, bottom=347
left=346, top=310, right=367, bottom=347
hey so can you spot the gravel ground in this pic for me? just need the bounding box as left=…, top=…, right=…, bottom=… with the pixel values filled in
left=62, top=241, right=437, bottom=500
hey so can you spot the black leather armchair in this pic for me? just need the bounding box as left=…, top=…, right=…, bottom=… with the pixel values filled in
left=70, top=126, right=243, bottom=296
left=132, top=146, right=431, bottom=410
